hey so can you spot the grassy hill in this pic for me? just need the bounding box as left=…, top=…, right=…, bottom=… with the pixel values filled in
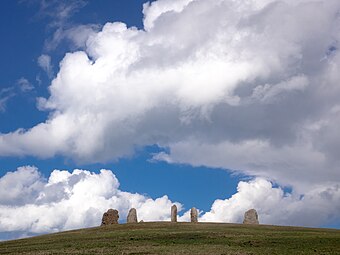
left=1, top=222, right=340, bottom=254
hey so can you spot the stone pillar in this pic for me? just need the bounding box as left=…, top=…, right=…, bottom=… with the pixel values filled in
left=243, top=209, right=259, bottom=224
left=101, top=209, right=119, bottom=226
left=127, top=208, right=138, bottom=223
left=171, top=205, right=177, bottom=222
left=190, top=207, right=198, bottom=223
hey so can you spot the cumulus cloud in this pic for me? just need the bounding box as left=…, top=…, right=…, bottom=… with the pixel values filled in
left=0, top=166, right=180, bottom=238
left=1, top=167, right=339, bottom=240
left=1, top=0, right=340, bottom=193
left=200, top=178, right=340, bottom=227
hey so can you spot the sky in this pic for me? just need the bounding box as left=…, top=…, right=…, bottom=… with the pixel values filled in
left=1, top=0, right=340, bottom=241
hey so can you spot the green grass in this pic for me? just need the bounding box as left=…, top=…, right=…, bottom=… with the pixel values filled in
left=1, top=222, right=340, bottom=254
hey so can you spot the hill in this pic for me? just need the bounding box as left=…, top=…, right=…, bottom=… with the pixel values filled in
left=0, top=222, right=340, bottom=254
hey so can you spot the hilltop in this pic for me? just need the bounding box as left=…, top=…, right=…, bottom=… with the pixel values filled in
left=1, top=222, right=340, bottom=254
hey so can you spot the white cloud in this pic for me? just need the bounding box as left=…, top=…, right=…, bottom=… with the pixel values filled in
left=17, top=78, right=34, bottom=92
left=0, top=167, right=339, bottom=240
left=251, top=75, right=308, bottom=103
left=32, top=0, right=87, bottom=28
left=0, top=166, right=181, bottom=238
left=35, top=0, right=98, bottom=52
left=0, top=97, right=9, bottom=113
left=45, top=24, right=100, bottom=52
left=0, top=87, right=15, bottom=113
left=151, top=138, right=331, bottom=193
left=0, top=0, right=340, bottom=194
left=200, top=178, right=340, bottom=228
left=37, top=54, right=53, bottom=78
left=23, top=0, right=92, bottom=54
left=0, top=166, right=44, bottom=206
left=142, top=0, right=195, bottom=31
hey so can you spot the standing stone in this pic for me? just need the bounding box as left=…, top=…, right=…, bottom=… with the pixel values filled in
left=243, top=209, right=259, bottom=224
left=101, top=209, right=119, bottom=226
left=190, top=207, right=198, bottom=223
left=127, top=208, right=138, bottom=223
left=171, top=205, right=177, bottom=223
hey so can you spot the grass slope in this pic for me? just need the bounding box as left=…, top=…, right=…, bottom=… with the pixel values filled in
left=1, top=222, right=340, bottom=255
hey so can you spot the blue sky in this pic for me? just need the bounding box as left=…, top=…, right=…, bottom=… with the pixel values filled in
left=1, top=0, right=340, bottom=240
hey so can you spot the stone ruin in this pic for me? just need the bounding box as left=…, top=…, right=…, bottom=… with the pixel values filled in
left=243, top=209, right=259, bottom=224
left=127, top=208, right=138, bottom=223
left=99, top=207, right=260, bottom=226
left=190, top=207, right=198, bottom=223
left=171, top=205, right=177, bottom=223
left=101, top=209, right=119, bottom=226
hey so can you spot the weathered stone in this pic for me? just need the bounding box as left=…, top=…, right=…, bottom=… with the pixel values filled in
left=171, top=205, right=177, bottom=223
left=127, top=208, right=138, bottom=223
left=190, top=207, right=198, bottom=223
left=101, top=209, right=119, bottom=226
left=243, top=209, right=259, bottom=224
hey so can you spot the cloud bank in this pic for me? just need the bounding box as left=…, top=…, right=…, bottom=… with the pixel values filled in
left=1, top=0, right=340, bottom=213
left=0, top=166, right=180, bottom=239
left=1, top=167, right=339, bottom=240
left=200, top=178, right=340, bottom=227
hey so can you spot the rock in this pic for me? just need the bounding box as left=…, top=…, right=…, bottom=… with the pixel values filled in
left=171, top=205, right=177, bottom=223
left=127, top=208, right=138, bottom=223
left=243, top=209, right=259, bottom=224
left=139, top=220, right=144, bottom=223
left=101, top=209, right=119, bottom=226
left=190, top=207, right=198, bottom=223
